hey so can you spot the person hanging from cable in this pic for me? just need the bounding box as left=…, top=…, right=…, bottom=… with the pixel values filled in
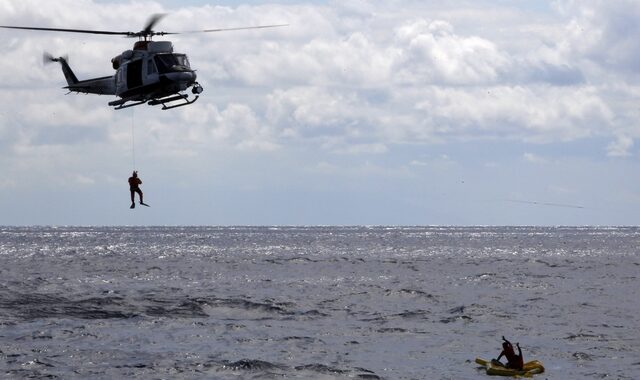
left=128, top=171, right=149, bottom=208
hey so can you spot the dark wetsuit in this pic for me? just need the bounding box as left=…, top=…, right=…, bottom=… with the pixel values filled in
left=497, top=340, right=524, bottom=370
left=128, top=176, right=143, bottom=203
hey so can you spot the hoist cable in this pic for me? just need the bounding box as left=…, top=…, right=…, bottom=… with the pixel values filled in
left=131, top=108, right=136, bottom=170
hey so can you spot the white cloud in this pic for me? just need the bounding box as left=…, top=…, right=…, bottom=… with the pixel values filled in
left=523, top=153, right=548, bottom=164
left=2, top=2, right=630, bottom=146
left=218, top=103, right=280, bottom=151
left=331, top=143, right=388, bottom=155
left=411, top=85, right=612, bottom=142
left=607, top=135, right=634, bottom=157
left=0, top=178, right=16, bottom=189
left=555, top=0, right=640, bottom=75
left=0, top=0, right=638, bottom=181
left=73, top=174, right=96, bottom=186
left=409, top=154, right=453, bottom=168
left=266, top=87, right=363, bottom=131
left=393, top=19, right=509, bottom=85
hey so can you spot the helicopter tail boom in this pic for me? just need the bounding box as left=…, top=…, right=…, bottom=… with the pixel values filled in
left=44, top=52, right=116, bottom=95
left=65, top=76, right=117, bottom=96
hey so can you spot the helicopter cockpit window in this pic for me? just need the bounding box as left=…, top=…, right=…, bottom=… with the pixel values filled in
left=154, top=54, right=191, bottom=73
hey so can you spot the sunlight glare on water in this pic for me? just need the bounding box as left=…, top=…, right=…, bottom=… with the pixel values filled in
left=0, top=226, right=639, bottom=379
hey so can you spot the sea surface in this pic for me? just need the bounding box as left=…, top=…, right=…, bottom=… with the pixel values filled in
left=0, top=226, right=638, bottom=379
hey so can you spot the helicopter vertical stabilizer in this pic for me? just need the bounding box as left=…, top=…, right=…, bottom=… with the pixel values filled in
left=44, top=52, right=78, bottom=85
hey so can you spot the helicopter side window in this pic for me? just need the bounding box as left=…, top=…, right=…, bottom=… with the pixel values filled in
left=147, top=59, right=157, bottom=75
left=154, top=54, right=191, bottom=73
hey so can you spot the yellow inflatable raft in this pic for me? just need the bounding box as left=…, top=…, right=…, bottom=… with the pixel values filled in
left=475, top=358, right=545, bottom=377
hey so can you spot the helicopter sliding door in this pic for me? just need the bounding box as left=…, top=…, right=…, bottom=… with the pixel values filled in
left=126, top=60, right=143, bottom=89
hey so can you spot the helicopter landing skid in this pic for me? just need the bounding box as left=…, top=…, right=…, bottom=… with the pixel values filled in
left=148, top=93, right=199, bottom=110
left=109, top=93, right=199, bottom=110
left=109, top=98, right=147, bottom=110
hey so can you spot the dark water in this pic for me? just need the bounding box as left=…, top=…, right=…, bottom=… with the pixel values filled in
left=0, top=226, right=639, bottom=379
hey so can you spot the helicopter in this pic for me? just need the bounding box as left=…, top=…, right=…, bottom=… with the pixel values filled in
left=1, top=15, right=286, bottom=110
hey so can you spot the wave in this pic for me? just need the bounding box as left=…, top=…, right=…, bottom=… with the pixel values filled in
left=0, top=292, right=136, bottom=320
left=218, top=359, right=380, bottom=379
left=0, top=290, right=330, bottom=321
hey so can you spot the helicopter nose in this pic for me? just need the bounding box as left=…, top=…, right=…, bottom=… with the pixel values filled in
left=165, top=71, right=196, bottom=84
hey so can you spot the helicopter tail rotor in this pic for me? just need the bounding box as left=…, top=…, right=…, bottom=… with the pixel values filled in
left=43, top=52, right=77, bottom=85
left=43, top=52, right=69, bottom=65
left=43, top=51, right=56, bottom=65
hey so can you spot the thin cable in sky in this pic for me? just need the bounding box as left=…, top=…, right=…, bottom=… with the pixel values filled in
left=504, top=199, right=586, bottom=209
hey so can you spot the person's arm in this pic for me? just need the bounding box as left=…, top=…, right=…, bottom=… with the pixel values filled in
left=496, top=350, right=505, bottom=361
left=516, top=343, right=524, bottom=369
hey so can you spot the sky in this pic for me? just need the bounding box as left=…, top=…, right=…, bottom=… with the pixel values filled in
left=0, top=0, right=639, bottom=226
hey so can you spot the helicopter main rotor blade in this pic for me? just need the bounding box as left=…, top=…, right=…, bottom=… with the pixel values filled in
left=178, top=24, right=289, bottom=34
left=142, top=13, right=166, bottom=35
left=0, top=25, right=134, bottom=36
left=1, top=22, right=287, bottom=38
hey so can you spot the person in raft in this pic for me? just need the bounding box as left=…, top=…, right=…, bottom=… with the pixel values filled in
left=493, top=336, right=524, bottom=370
left=128, top=171, right=148, bottom=208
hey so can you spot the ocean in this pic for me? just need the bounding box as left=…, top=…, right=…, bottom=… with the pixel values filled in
left=0, top=226, right=638, bottom=379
